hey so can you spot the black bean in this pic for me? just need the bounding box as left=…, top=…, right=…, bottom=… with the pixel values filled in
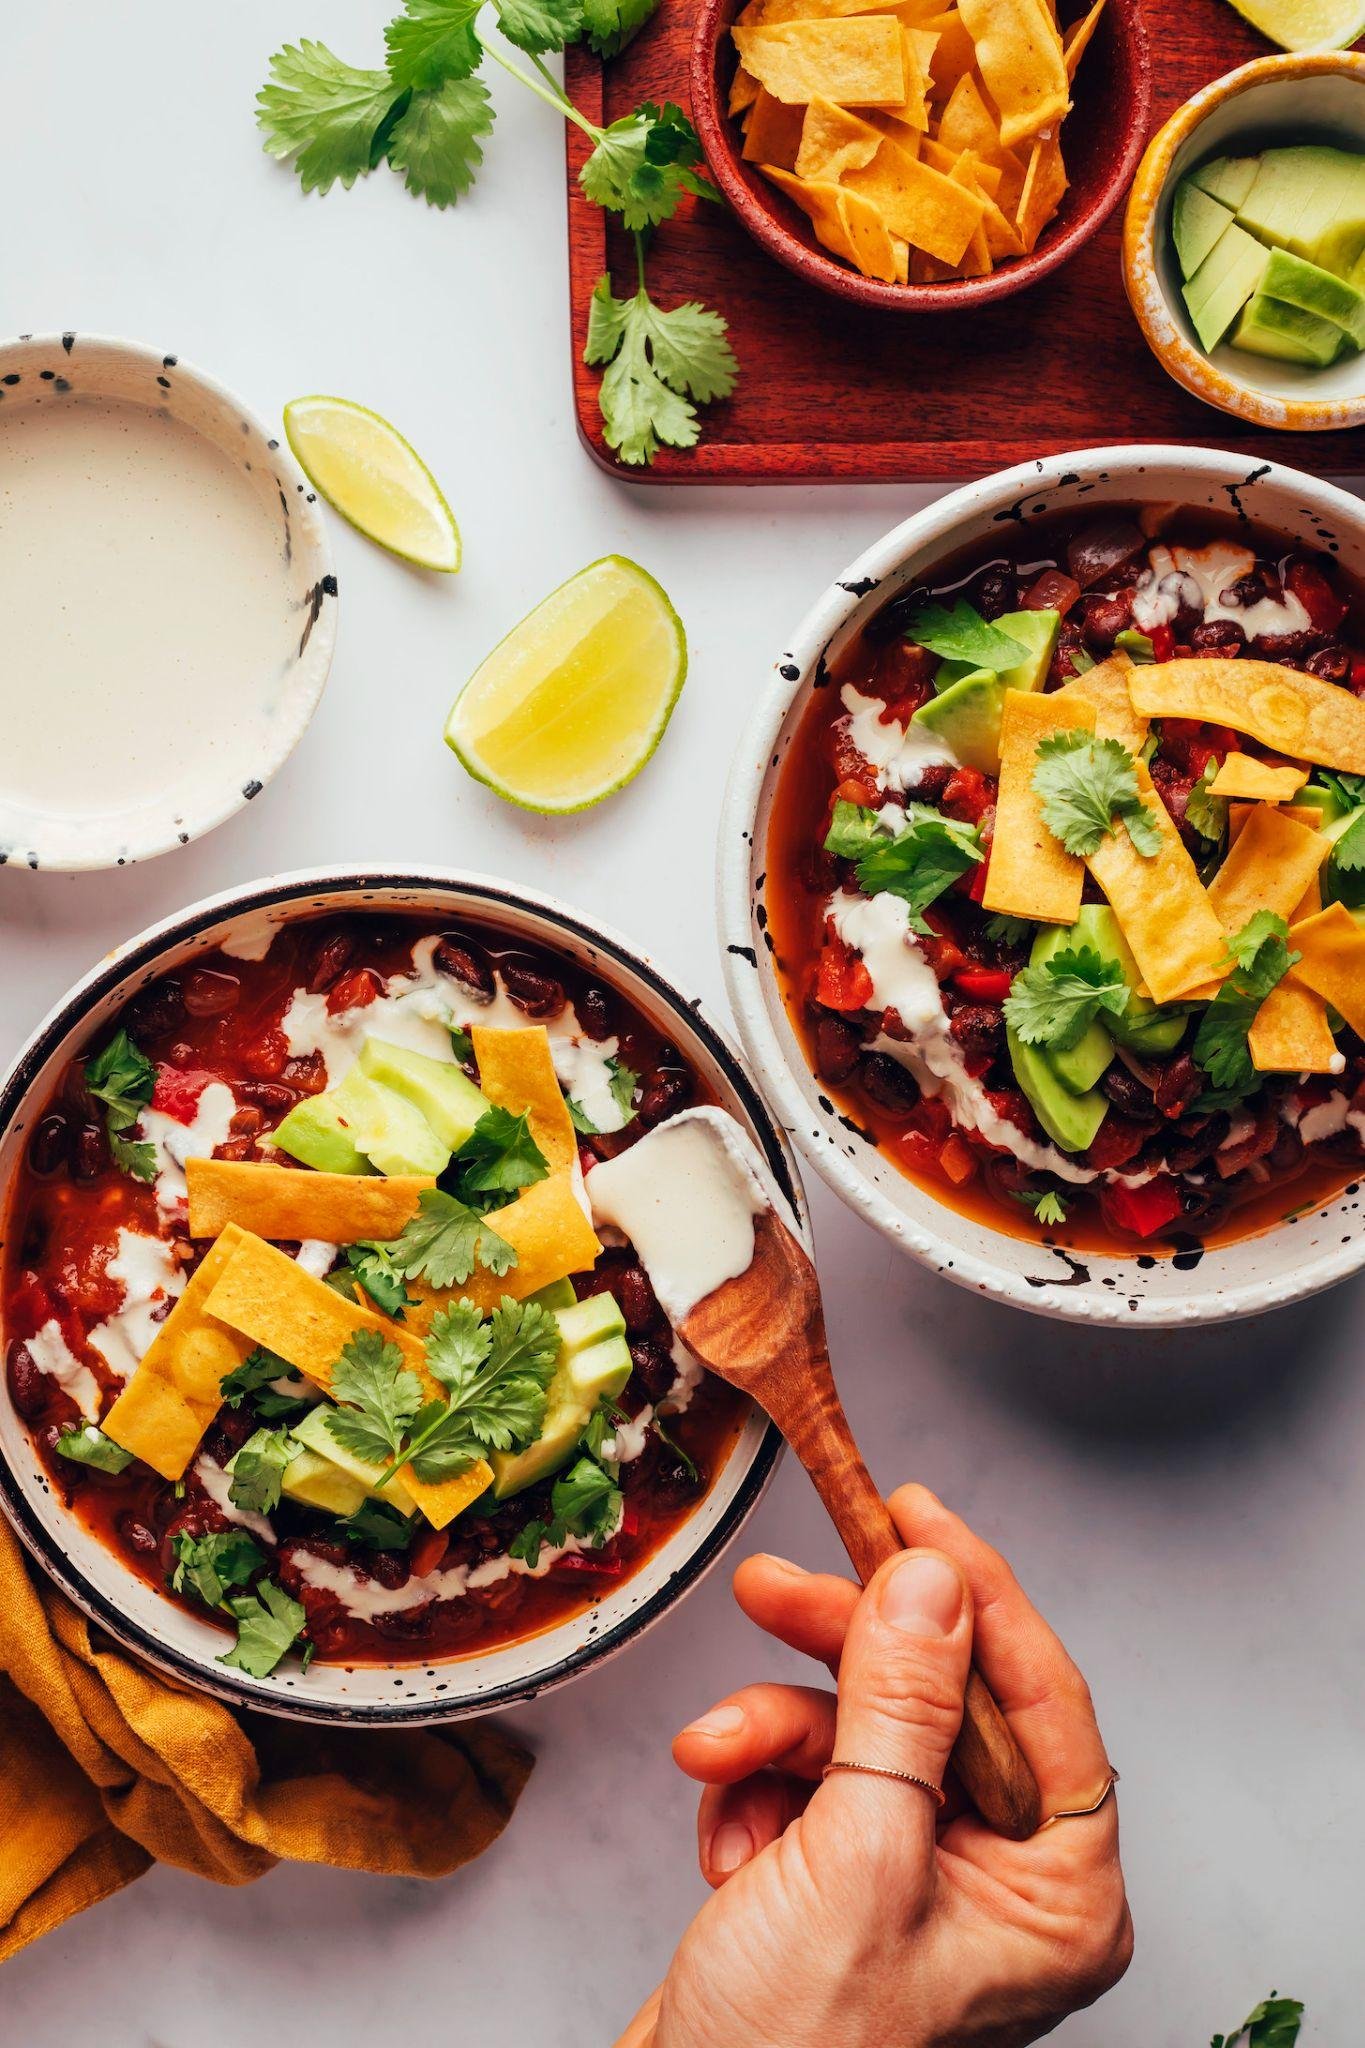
left=28, top=1113, right=71, bottom=1178
left=433, top=932, right=495, bottom=1000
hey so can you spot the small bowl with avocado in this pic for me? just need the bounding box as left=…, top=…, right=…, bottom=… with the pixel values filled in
left=1123, top=51, right=1365, bottom=431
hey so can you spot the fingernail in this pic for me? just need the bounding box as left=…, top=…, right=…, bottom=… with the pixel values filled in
left=880, top=1551, right=963, bottom=1638
left=709, top=1821, right=754, bottom=1874
left=756, top=1553, right=808, bottom=1578
left=682, top=1702, right=747, bottom=1739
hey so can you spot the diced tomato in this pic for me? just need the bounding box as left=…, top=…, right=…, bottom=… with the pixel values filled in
left=938, top=1132, right=978, bottom=1185
left=555, top=1548, right=625, bottom=1578
left=831, top=724, right=879, bottom=786
left=1020, top=568, right=1081, bottom=617
left=618, top=1501, right=641, bottom=1541
left=833, top=776, right=878, bottom=810
left=409, top=1525, right=450, bottom=1578
left=816, top=932, right=874, bottom=1013
left=1101, top=1175, right=1183, bottom=1239
left=1149, top=624, right=1176, bottom=663
left=966, top=856, right=990, bottom=903
left=241, top=1029, right=289, bottom=1081
left=952, top=966, right=1013, bottom=1003
left=151, top=1065, right=213, bottom=1123
left=907, top=1096, right=953, bottom=1145
left=984, top=1089, right=1040, bottom=1143
left=896, top=1129, right=945, bottom=1179
left=868, top=637, right=937, bottom=713
left=941, top=767, right=996, bottom=825
left=1285, top=558, right=1349, bottom=635
left=326, top=968, right=384, bottom=1015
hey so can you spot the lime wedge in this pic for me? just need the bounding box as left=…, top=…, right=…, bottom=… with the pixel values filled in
left=283, top=395, right=460, bottom=572
left=1224, top=0, right=1365, bottom=47
left=445, top=557, right=686, bottom=814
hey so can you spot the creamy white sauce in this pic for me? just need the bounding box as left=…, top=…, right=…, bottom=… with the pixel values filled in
left=194, top=1454, right=275, bottom=1544
left=87, top=1227, right=185, bottom=1381
left=27, top=1319, right=101, bottom=1421
left=555, top=1034, right=631, bottom=1135
left=0, top=394, right=297, bottom=865
left=285, top=1510, right=622, bottom=1620
left=294, top=1239, right=337, bottom=1279
left=219, top=917, right=278, bottom=962
left=586, top=1107, right=771, bottom=1323
left=1132, top=542, right=1312, bottom=644
left=841, top=685, right=958, bottom=794
left=140, top=1081, right=237, bottom=1212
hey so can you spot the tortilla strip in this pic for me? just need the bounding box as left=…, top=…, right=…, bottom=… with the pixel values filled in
left=405, top=1173, right=602, bottom=1328
left=842, top=139, right=985, bottom=261
left=201, top=1234, right=491, bottom=1528
left=796, top=95, right=884, bottom=180
left=729, top=64, right=762, bottom=114
left=1086, top=767, right=1230, bottom=1003
left=922, top=7, right=978, bottom=96
left=1206, top=804, right=1328, bottom=934
left=838, top=187, right=902, bottom=280
left=744, top=88, right=807, bottom=169
left=1056, top=651, right=1147, bottom=753
left=1016, top=130, right=1067, bottom=251
left=936, top=71, right=1000, bottom=162
left=738, top=0, right=874, bottom=20
left=1228, top=801, right=1322, bottom=840
left=186, top=1159, right=433, bottom=1246
left=1209, top=752, right=1310, bottom=802
left=1062, top=0, right=1106, bottom=78
left=1127, top=658, right=1365, bottom=774
left=103, top=1225, right=254, bottom=1481
left=763, top=166, right=858, bottom=260
left=732, top=20, right=907, bottom=105
left=956, top=0, right=1069, bottom=149
left=470, top=1025, right=578, bottom=1175
left=1285, top=902, right=1365, bottom=1040
left=1249, top=875, right=1339, bottom=1074
left=982, top=688, right=1093, bottom=923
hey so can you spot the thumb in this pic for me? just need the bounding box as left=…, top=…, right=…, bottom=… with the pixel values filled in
left=819, top=1548, right=972, bottom=1890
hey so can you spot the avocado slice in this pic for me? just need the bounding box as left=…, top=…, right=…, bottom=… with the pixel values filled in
left=281, top=1447, right=369, bottom=1517
left=331, top=1067, right=451, bottom=1178
left=1027, top=925, right=1115, bottom=1096
left=912, top=671, right=1005, bottom=773
left=1065, top=904, right=1187, bottom=1054
left=1114, top=628, right=1155, bottom=661
left=1006, top=1025, right=1109, bottom=1153
left=1172, top=178, right=1235, bottom=281
left=273, top=1093, right=374, bottom=1177
left=357, top=1037, right=491, bottom=1152
left=292, top=1404, right=420, bottom=1516
left=491, top=1294, right=634, bottom=1499
left=1237, top=146, right=1346, bottom=252
left=1190, top=154, right=1259, bottom=212
left=1232, top=291, right=1344, bottom=367
left=995, top=609, right=1060, bottom=692
left=529, top=1277, right=578, bottom=1312
left=1311, top=160, right=1365, bottom=283
left=1183, top=223, right=1270, bottom=353
left=1256, top=247, right=1365, bottom=352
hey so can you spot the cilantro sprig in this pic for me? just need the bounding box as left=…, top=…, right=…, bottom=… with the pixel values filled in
left=901, top=600, right=1028, bottom=673
left=84, top=1029, right=157, bottom=1184
left=228, top=1428, right=301, bottom=1516
left=1193, top=913, right=1299, bottom=1100
left=1013, top=1188, right=1069, bottom=1227
left=220, top=1348, right=315, bottom=1424
left=376, top=1186, right=517, bottom=1289
left=1211, top=1993, right=1304, bottom=2048
left=257, top=0, right=736, bottom=465
left=55, top=1425, right=135, bottom=1475
left=172, top=1529, right=266, bottom=1610
left=450, top=1106, right=549, bottom=1207
left=823, top=798, right=982, bottom=935
left=1185, top=761, right=1228, bottom=846
left=221, top=1581, right=312, bottom=1678
left=1032, top=733, right=1162, bottom=860
left=1002, top=944, right=1130, bottom=1052
left=172, top=1531, right=310, bottom=1679
left=509, top=1451, right=623, bottom=1566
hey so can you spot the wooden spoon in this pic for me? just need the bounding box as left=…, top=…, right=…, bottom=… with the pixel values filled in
left=680, top=1208, right=1042, bottom=1841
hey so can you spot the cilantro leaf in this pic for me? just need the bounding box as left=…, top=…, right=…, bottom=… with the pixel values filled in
left=221, top=1347, right=314, bottom=1424
left=1033, top=1190, right=1068, bottom=1226
left=258, top=41, right=402, bottom=195
left=1002, top=944, right=1129, bottom=1052
left=346, top=1242, right=417, bottom=1318
left=608, top=1057, right=639, bottom=1122
left=1033, top=733, right=1161, bottom=859
left=423, top=1298, right=493, bottom=1390
left=451, top=1107, right=549, bottom=1204
left=550, top=1454, right=622, bottom=1543
left=587, top=278, right=737, bottom=466
left=378, top=1187, right=517, bottom=1288
left=387, top=76, right=494, bottom=207
left=109, top=1131, right=157, bottom=1183
left=407, top=1297, right=560, bottom=1477
left=228, top=1428, right=300, bottom=1516
left=326, top=1330, right=424, bottom=1466
left=580, top=102, right=715, bottom=231
left=824, top=798, right=886, bottom=861
left=1329, top=802, right=1365, bottom=874
left=1185, top=761, right=1228, bottom=845
left=567, top=1096, right=600, bottom=1135
left=581, top=1394, right=630, bottom=1461
left=651, top=1411, right=698, bottom=1481
left=1314, top=770, right=1365, bottom=812
left=85, top=1029, right=158, bottom=1183
left=509, top=1516, right=562, bottom=1566
left=55, top=1425, right=134, bottom=1475
left=852, top=806, right=982, bottom=934
left=450, top=1024, right=474, bottom=1063
left=1212, top=1993, right=1305, bottom=2048
left=221, top=1580, right=309, bottom=1678
left=494, top=0, right=584, bottom=53
left=1193, top=915, right=1298, bottom=1095
left=985, top=913, right=1034, bottom=946
left=338, top=1500, right=417, bottom=1551
left=900, top=600, right=1028, bottom=672
left=384, top=0, right=483, bottom=89
left=581, top=0, right=660, bottom=54
left=172, top=1529, right=265, bottom=1610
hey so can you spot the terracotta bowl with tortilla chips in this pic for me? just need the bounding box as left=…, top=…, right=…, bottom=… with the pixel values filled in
left=691, top=0, right=1150, bottom=309
left=0, top=869, right=804, bottom=1723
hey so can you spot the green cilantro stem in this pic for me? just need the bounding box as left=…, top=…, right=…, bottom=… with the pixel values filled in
left=481, top=36, right=595, bottom=133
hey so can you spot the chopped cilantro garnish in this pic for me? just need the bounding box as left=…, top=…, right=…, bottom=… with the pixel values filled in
left=1211, top=1993, right=1304, bottom=2048
left=450, top=1106, right=549, bottom=1206
left=345, top=1241, right=418, bottom=1317
left=220, top=1579, right=310, bottom=1678
left=900, top=600, right=1027, bottom=673
left=172, top=1529, right=265, bottom=1610
left=824, top=801, right=982, bottom=934
left=376, top=1186, right=516, bottom=1288
left=1033, top=732, right=1162, bottom=859
left=1185, top=761, right=1228, bottom=845
left=824, top=798, right=885, bottom=861
left=509, top=1452, right=623, bottom=1566
left=338, top=1499, right=417, bottom=1551
left=1193, top=914, right=1299, bottom=1097
left=84, top=1029, right=157, bottom=1183
left=54, top=1425, right=134, bottom=1475
left=221, top=1347, right=314, bottom=1423
left=228, top=1428, right=300, bottom=1516
left=1003, top=944, right=1130, bottom=1051
left=1032, top=1190, right=1068, bottom=1227
left=984, top=913, right=1034, bottom=947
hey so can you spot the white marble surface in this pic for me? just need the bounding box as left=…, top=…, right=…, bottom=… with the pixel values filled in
left=2, top=3, right=1358, bottom=2040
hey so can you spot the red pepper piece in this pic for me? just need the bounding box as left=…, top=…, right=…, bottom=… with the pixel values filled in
left=151, top=1065, right=214, bottom=1123
left=1149, top=624, right=1176, bottom=663
left=952, top=966, right=1013, bottom=1003
left=941, top=767, right=996, bottom=825
left=1101, top=1175, right=1183, bottom=1239
left=1285, top=558, right=1349, bottom=636
left=816, top=932, right=873, bottom=1013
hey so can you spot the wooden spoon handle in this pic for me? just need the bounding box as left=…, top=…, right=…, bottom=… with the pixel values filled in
left=787, top=1400, right=1042, bottom=1842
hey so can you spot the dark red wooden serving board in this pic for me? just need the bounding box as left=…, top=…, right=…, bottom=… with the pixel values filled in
left=564, top=4, right=1364, bottom=482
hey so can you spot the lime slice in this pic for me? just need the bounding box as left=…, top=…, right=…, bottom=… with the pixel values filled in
left=283, top=395, right=460, bottom=573
left=1224, top=0, right=1365, bottom=47
left=445, top=557, right=686, bottom=814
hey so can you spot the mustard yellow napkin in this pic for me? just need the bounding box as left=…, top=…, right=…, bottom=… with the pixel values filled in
left=0, top=1518, right=533, bottom=1962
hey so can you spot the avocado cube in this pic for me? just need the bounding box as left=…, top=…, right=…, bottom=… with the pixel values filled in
left=1063, top=905, right=1186, bottom=1054
left=1257, top=246, right=1365, bottom=351
left=1114, top=628, right=1156, bottom=662
left=490, top=1328, right=634, bottom=1499
left=1232, top=292, right=1344, bottom=367
left=281, top=1447, right=369, bottom=1517
left=1237, top=145, right=1343, bottom=249
left=332, top=1067, right=451, bottom=1178
left=912, top=672, right=1006, bottom=774
left=1172, top=178, right=1235, bottom=281
left=292, top=1404, right=419, bottom=1516
left=529, top=1277, right=578, bottom=1312
left=358, top=1037, right=491, bottom=1152
left=555, top=1292, right=627, bottom=1353
left=995, top=609, right=1060, bottom=692
left=1026, top=925, right=1115, bottom=1096
left=273, top=1093, right=374, bottom=1177
left=1312, top=160, right=1365, bottom=282
left=1006, top=1026, right=1109, bottom=1154
left=1183, top=223, right=1270, bottom=352
left=1190, top=154, right=1260, bottom=212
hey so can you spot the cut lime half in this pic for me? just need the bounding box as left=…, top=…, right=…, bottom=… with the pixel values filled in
left=1224, top=0, right=1365, bottom=47
left=445, top=557, right=686, bottom=814
left=283, top=395, right=460, bottom=573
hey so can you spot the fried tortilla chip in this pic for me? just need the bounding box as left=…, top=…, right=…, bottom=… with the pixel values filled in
left=733, top=18, right=907, bottom=105
left=1128, top=658, right=1365, bottom=774
left=957, top=0, right=1070, bottom=148
left=1206, top=804, right=1328, bottom=934
left=843, top=137, right=985, bottom=261
left=1056, top=651, right=1148, bottom=754
left=1086, top=768, right=1231, bottom=1004
left=1016, top=130, right=1068, bottom=251
left=1063, top=0, right=1106, bottom=79
left=837, top=186, right=902, bottom=280
left=470, top=1025, right=578, bottom=1175
left=763, top=165, right=858, bottom=259
left=921, top=8, right=978, bottom=95
left=729, top=63, right=762, bottom=114
left=1249, top=875, right=1338, bottom=1073
left=744, top=87, right=807, bottom=168
left=1287, top=902, right=1365, bottom=1040
left=186, top=1159, right=433, bottom=1247
left=983, top=688, right=1094, bottom=923
left=1210, top=752, right=1310, bottom=802
left=404, top=1173, right=602, bottom=1324
left=796, top=95, right=884, bottom=179
left=937, top=72, right=999, bottom=160
left=103, top=1225, right=254, bottom=1481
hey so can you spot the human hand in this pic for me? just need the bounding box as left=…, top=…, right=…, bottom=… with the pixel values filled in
left=616, top=1485, right=1132, bottom=2048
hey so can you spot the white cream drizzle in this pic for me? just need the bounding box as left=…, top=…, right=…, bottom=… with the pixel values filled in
left=26, top=1319, right=101, bottom=1422
left=1131, top=542, right=1312, bottom=644
left=140, top=1081, right=238, bottom=1213
left=194, top=1454, right=275, bottom=1544
left=87, top=1227, right=185, bottom=1381
left=840, top=685, right=958, bottom=794
left=294, top=1239, right=337, bottom=1279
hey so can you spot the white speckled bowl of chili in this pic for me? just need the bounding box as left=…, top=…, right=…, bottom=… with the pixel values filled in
left=0, top=870, right=802, bottom=1722
left=721, top=444, right=1365, bottom=1327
